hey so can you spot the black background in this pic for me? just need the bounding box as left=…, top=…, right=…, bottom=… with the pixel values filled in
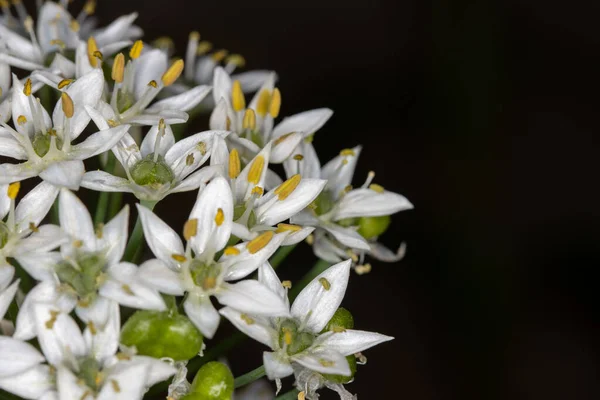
left=8, top=0, right=600, bottom=399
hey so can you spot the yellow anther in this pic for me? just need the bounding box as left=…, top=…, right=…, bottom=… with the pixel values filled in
left=171, top=254, right=187, bottom=263
left=16, top=115, right=27, bottom=125
left=293, top=154, right=304, bottom=161
left=269, top=88, right=281, bottom=118
left=224, top=246, right=240, bottom=256
left=319, top=358, right=335, bottom=367
left=225, top=54, right=246, bottom=67
left=240, top=313, right=255, bottom=325
left=211, top=49, right=228, bottom=62
left=49, top=39, right=66, bottom=49
left=332, top=326, right=346, bottom=333
left=247, top=155, right=265, bottom=184
left=7, top=182, right=20, bottom=199
left=242, top=109, right=256, bottom=130
left=161, top=59, right=184, bottom=86
left=274, top=174, right=301, bottom=201
left=228, top=149, right=241, bottom=179
left=116, top=352, right=131, bottom=361
left=305, top=234, right=314, bottom=245
left=214, top=208, right=225, bottom=226
left=251, top=186, right=264, bottom=196
left=304, top=134, right=314, bottom=144
left=226, top=116, right=232, bottom=130
left=346, top=250, right=358, bottom=262
left=110, top=379, right=121, bottom=393
left=183, top=218, right=198, bottom=241
left=189, top=31, right=200, bottom=41
left=70, top=20, right=80, bottom=32
left=341, top=159, right=349, bottom=165
left=196, top=41, right=213, bottom=55
left=45, top=310, right=60, bottom=329
left=282, top=280, right=292, bottom=289
left=83, top=0, right=96, bottom=15
left=0, top=0, right=8, bottom=7
left=255, top=89, right=271, bottom=117
left=129, top=40, right=143, bottom=59
left=95, top=223, right=104, bottom=239
left=202, top=276, right=217, bottom=290
left=148, top=80, right=158, bottom=88
left=355, top=263, right=372, bottom=275
left=61, top=93, right=74, bottom=118
left=87, top=36, right=99, bottom=67
left=276, top=223, right=302, bottom=233
left=284, top=330, right=293, bottom=345
left=340, top=148, right=355, bottom=157
left=158, top=118, right=166, bottom=131
left=319, top=277, right=331, bottom=291
left=246, top=231, right=274, bottom=254
left=73, top=239, right=83, bottom=248
left=87, top=321, right=97, bottom=335
left=112, top=53, right=125, bottom=83
left=231, top=80, right=245, bottom=112
left=298, top=392, right=306, bottom=400
left=58, top=79, right=73, bottom=89
left=344, top=184, right=353, bottom=193
left=153, top=37, right=174, bottom=50
left=197, top=141, right=207, bottom=155
left=29, top=222, right=39, bottom=233
left=369, top=184, right=385, bottom=193
left=274, top=132, right=295, bottom=146
left=186, top=153, right=195, bottom=166
left=93, top=50, right=103, bottom=61
left=23, top=78, right=32, bottom=96
left=121, top=284, right=134, bottom=295
left=107, top=119, right=118, bottom=127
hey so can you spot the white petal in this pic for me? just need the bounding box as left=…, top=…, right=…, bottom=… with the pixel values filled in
left=125, top=110, right=188, bottom=126
left=39, top=160, right=85, bottom=190
left=333, top=188, right=413, bottom=220
left=100, top=40, right=133, bottom=57
left=165, top=130, right=227, bottom=180
left=76, top=295, right=113, bottom=326
left=209, top=97, right=230, bottom=130
left=248, top=73, right=276, bottom=111
left=100, top=263, right=167, bottom=311
left=258, top=262, right=287, bottom=302
left=315, top=330, right=394, bottom=356
left=139, top=124, right=175, bottom=158
left=221, top=232, right=288, bottom=281
left=265, top=168, right=283, bottom=191
left=219, top=307, right=275, bottom=347
left=98, top=205, right=129, bottom=265
left=14, top=252, right=62, bottom=282
left=138, top=259, right=184, bottom=296
left=37, top=2, right=77, bottom=53
left=217, top=280, right=289, bottom=317
left=49, top=53, right=76, bottom=78
left=83, top=300, right=120, bottom=363
left=0, top=364, right=53, bottom=399
left=291, top=259, right=351, bottom=333
left=231, top=70, right=275, bottom=93
left=70, top=124, right=131, bottom=159
left=81, top=171, right=133, bottom=193
left=0, top=135, right=27, bottom=159
left=0, top=336, right=44, bottom=377
left=94, top=12, right=138, bottom=47
left=0, top=263, right=14, bottom=290
left=263, top=351, right=293, bottom=380
left=0, top=52, right=44, bottom=71
left=11, top=73, right=52, bottom=136
left=34, top=303, right=86, bottom=365
left=15, top=181, right=59, bottom=230
left=188, top=176, right=233, bottom=255
left=269, top=132, right=303, bottom=164
left=272, top=108, right=333, bottom=139
left=59, top=188, right=95, bottom=248
left=368, top=241, right=407, bottom=263
left=147, top=85, right=212, bottom=113
left=128, top=355, right=177, bottom=387
left=169, top=165, right=222, bottom=194
left=211, top=66, right=232, bottom=106
left=84, top=102, right=115, bottom=131
left=0, top=183, right=9, bottom=220
left=0, top=162, right=40, bottom=184
left=283, top=141, right=321, bottom=180
left=209, top=135, right=229, bottom=168
left=0, top=279, right=18, bottom=324
left=234, top=143, right=271, bottom=202
left=292, top=348, right=350, bottom=376
left=282, top=226, right=314, bottom=246
left=97, top=362, right=148, bottom=400
left=57, top=366, right=88, bottom=400
left=321, top=145, right=362, bottom=197
left=0, top=24, right=38, bottom=63
left=136, top=204, right=184, bottom=268
left=321, top=223, right=370, bottom=251
left=133, top=49, right=168, bottom=100
left=183, top=295, right=220, bottom=339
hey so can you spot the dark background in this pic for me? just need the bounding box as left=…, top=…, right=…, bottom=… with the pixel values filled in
left=8, top=0, right=600, bottom=399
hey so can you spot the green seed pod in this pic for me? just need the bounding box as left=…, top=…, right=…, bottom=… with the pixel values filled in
left=313, top=190, right=335, bottom=216
left=129, top=154, right=174, bottom=186
left=357, top=215, right=391, bottom=240
left=120, top=310, right=203, bottom=361
left=189, top=361, right=234, bottom=400
left=323, top=355, right=357, bottom=384
left=322, top=307, right=354, bottom=333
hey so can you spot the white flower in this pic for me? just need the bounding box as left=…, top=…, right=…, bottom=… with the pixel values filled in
left=220, top=260, right=393, bottom=399
left=0, top=267, right=18, bottom=323
left=13, top=189, right=165, bottom=340
left=210, top=66, right=333, bottom=164
left=212, top=137, right=326, bottom=246
left=284, top=143, right=413, bottom=265
left=136, top=176, right=290, bottom=338
left=0, top=69, right=130, bottom=189
left=81, top=117, right=229, bottom=202
left=0, top=300, right=176, bottom=400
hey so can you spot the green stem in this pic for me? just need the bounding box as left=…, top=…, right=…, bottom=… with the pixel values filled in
left=94, top=153, right=117, bottom=225
left=275, top=389, right=300, bottom=399
left=123, top=200, right=156, bottom=262
left=50, top=198, right=59, bottom=225
left=269, top=244, right=297, bottom=269
left=289, top=259, right=331, bottom=300
left=108, top=192, right=123, bottom=219
left=234, top=365, right=265, bottom=389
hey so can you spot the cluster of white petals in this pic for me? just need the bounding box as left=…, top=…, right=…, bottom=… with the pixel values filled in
left=0, top=1, right=411, bottom=399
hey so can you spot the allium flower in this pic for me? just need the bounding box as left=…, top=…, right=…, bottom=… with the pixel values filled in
left=210, top=66, right=333, bottom=164
left=1, top=181, right=64, bottom=284
left=82, top=117, right=228, bottom=202
left=0, top=300, right=176, bottom=400
left=13, top=189, right=165, bottom=340
left=0, top=69, right=130, bottom=189
left=285, top=143, right=413, bottom=266
left=136, top=176, right=290, bottom=338
left=220, top=260, right=393, bottom=399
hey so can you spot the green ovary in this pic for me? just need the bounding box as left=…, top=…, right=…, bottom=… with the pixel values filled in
left=130, top=154, right=174, bottom=187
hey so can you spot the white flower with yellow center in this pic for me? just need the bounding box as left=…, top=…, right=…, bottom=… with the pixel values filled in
left=0, top=301, right=176, bottom=400
left=136, top=176, right=290, bottom=338
left=212, top=137, right=326, bottom=245
left=0, top=69, right=130, bottom=189
left=220, top=260, right=393, bottom=398
left=13, top=189, right=166, bottom=341
left=284, top=142, right=413, bottom=266
left=81, top=117, right=228, bottom=202
left=210, top=66, right=333, bottom=164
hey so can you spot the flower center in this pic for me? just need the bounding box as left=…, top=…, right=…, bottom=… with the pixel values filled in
left=55, top=252, right=106, bottom=307
left=278, top=318, right=316, bottom=356
left=32, top=131, right=62, bottom=157
left=130, top=154, right=174, bottom=187
left=116, top=90, right=136, bottom=114
left=77, top=356, right=103, bottom=393
left=233, top=204, right=257, bottom=228
left=312, top=190, right=335, bottom=216
left=0, top=222, right=10, bottom=249
left=189, top=260, right=222, bottom=291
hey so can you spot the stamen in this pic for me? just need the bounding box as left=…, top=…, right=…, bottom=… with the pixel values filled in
left=172, top=254, right=187, bottom=263
left=95, top=223, right=104, bottom=239
left=7, top=182, right=20, bottom=199
left=112, top=53, right=125, bottom=83
left=247, top=155, right=265, bottom=184
left=73, top=240, right=83, bottom=248
left=228, top=149, right=241, bottom=179
left=340, top=148, right=356, bottom=156
left=242, top=109, right=256, bottom=130
left=275, top=223, right=302, bottom=233
left=93, top=50, right=103, bottom=61
left=225, top=54, right=245, bottom=68
left=255, top=89, right=271, bottom=117
left=269, top=88, right=281, bottom=118
left=61, top=93, right=74, bottom=118
left=16, top=115, right=27, bottom=125
left=298, top=392, right=306, bottom=400
left=87, top=36, right=99, bottom=67
left=83, top=0, right=96, bottom=15
left=305, top=234, right=314, bottom=245
left=49, top=39, right=66, bottom=49
left=355, top=264, right=372, bottom=275
left=369, top=184, right=385, bottom=193
left=183, top=218, right=198, bottom=241
left=197, top=141, right=207, bottom=155
left=87, top=321, right=97, bottom=335
left=211, top=49, right=228, bottom=62
left=185, top=31, right=200, bottom=80
left=121, top=284, right=134, bottom=295
left=274, top=174, right=301, bottom=200
left=202, top=276, right=217, bottom=290
left=29, top=222, right=39, bottom=232
left=284, top=330, right=293, bottom=345
left=332, top=326, right=346, bottom=333
left=197, top=41, right=213, bottom=55
left=362, top=170, right=376, bottom=188
left=251, top=186, right=264, bottom=196
left=231, top=80, right=245, bottom=112
left=246, top=231, right=274, bottom=254
left=58, top=79, right=73, bottom=89
left=214, top=208, right=225, bottom=226
left=110, top=380, right=121, bottom=393
left=23, top=78, right=32, bottom=96
left=162, top=59, right=184, bottom=86
left=186, top=153, right=195, bottom=166
left=44, top=310, right=60, bottom=329
left=129, top=40, right=143, bottom=59
left=148, top=80, right=158, bottom=88
left=282, top=280, right=292, bottom=289
left=224, top=246, right=240, bottom=256
left=293, top=154, right=304, bottom=161
left=319, top=277, right=331, bottom=290
left=240, top=313, right=255, bottom=325
left=274, top=132, right=295, bottom=146
left=70, top=20, right=80, bottom=32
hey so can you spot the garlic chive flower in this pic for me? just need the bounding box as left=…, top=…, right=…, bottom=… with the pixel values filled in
left=285, top=142, right=413, bottom=266
left=0, top=69, right=130, bottom=189
left=210, top=66, right=333, bottom=164
left=136, top=176, right=290, bottom=338
left=220, top=261, right=393, bottom=400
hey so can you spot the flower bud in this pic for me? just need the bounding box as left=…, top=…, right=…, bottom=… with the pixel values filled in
left=120, top=310, right=203, bottom=361
left=187, top=361, right=234, bottom=400
left=357, top=215, right=391, bottom=240
left=324, top=355, right=357, bottom=384
left=322, top=307, right=354, bottom=332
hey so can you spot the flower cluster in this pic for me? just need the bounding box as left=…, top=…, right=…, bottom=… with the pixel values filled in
left=0, top=2, right=412, bottom=399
